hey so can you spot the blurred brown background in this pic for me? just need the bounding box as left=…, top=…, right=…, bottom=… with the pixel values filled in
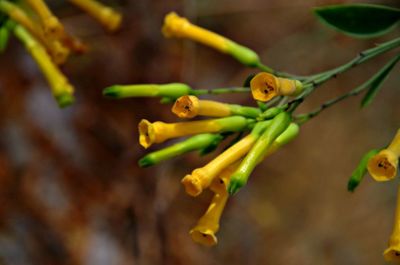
left=0, top=0, right=399, bottom=264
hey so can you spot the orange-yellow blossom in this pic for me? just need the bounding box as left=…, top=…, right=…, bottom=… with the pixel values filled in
left=250, top=72, right=302, bottom=102
left=189, top=190, right=228, bottom=246
left=384, top=185, right=400, bottom=262
left=368, top=129, right=400, bottom=182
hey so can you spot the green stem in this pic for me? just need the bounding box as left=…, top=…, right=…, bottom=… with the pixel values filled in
left=256, top=62, right=309, bottom=81
left=295, top=54, right=400, bottom=124
left=287, top=37, right=400, bottom=113
left=306, top=37, right=400, bottom=86
left=190, top=87, right=250, bottom=95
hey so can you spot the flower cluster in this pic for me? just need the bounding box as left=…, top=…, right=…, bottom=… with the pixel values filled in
left=366, top=130, right=400, bottom=262
left=0, top=0, right=122, bottom=107
left=103, top=12, right=303, bottom=246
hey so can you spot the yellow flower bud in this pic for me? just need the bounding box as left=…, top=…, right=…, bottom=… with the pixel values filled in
left=69, top=0, right=122, bottom=31
left=368, top=130, right=400, bottom=182
left=172, top=95, right=231, bottom=119
left=384, top=186, right=400, bottom=262
left=250, top=72, right=302, bottom=102
left=189, top=190, right=228, bottom=246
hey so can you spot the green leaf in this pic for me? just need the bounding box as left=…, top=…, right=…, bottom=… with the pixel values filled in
left=0, top=25, right=9, bottom=52
left=361, top=54, right=400, bottom=107
left=198, top=134, right=226, bottom=156
left=348, top=149, right=380, bottom=192
left=314, top=4, right=400, bottom=38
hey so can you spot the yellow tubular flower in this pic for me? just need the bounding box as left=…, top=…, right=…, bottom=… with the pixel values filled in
left=68, top=0, right=122, bottom=31
left=368, top=129, right=400, bottom=182
left=250, top=72, right=302, bottom=102
left=14, top=25, right=74, bottom=107
left=172, top=95, right=231, bottom=118
left=138, top=116, right=248, bottom=149
left=162, top=12, right=260, bottom=67
left=384, top=185, right=400, bottom=262
left=190, top=190, right=228, bottom=247
left=162, top=12, right=227, bottom=52
left=181, top=134, right=257, bottom=197
left=25, top=0, right=65, bottom=39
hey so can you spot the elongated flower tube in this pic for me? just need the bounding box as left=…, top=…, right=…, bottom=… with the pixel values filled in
left=0, top=1, right=38, bottom=38
left=68, top=0, right=122, bottom=31
left=181, top=120, right=271, bottom=197
left=25, top=0, right=64, bottom=39
left=189, top=190, right=228, bottom=246
left=384, top=185, right=400, bottom=262
left=172, top=95, right=261, bottom=119
left=228, top=112, right=292, bottom=195
left=250, top=72, right=303, bottom=102
left=103, top=83, right=191, bottom=99
left=13, top=25, right=74, bottom=107
left=162, top=12, right=261, bottom=67
left=138, top=116, right=250, bottom=149
left=0, top=1, right=69, bottom=64
left=0, top=1, right=43, bottom=42
left=368, top=129, right=400, bottom=182
left=138, top=133, right=223, bottom=167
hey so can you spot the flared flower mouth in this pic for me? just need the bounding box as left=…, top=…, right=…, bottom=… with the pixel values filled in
left=367, top=150, right=398, bottom=182
left=190, top=228, right=217, bottom=247
left=161, top=12, right=189, bottom=38
left=250, top=72, right=279, bottom=102
left=384, top=246, right=400, bottom=262
left=138, top=119, right=155, bottom=149
left=172, top=95, right=199, bottom=118
left=181, top=174, right=203, bottom=197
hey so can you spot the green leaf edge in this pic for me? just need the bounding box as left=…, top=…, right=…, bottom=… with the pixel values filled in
left=313, top=4, right=400, bottom=38
left=361, top=54, right=400, bottom=108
